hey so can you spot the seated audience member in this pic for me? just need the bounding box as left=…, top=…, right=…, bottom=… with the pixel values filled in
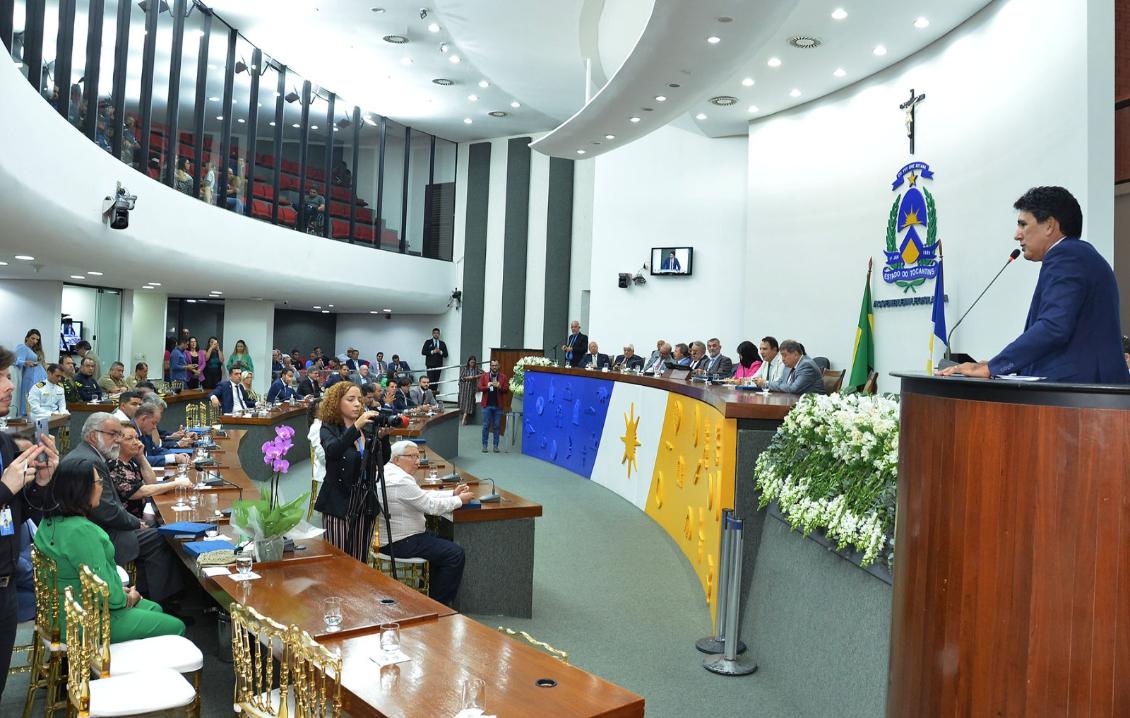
left=702, top=338, right=734, bottom=377
left=240, top=370, right=260, bottom=403
left=75, top=355, right=105, bottom=401
left=58, top=353, right=83, bottom=403
left=111, top=390, right=143, bottom=423
left=379, top=441, right=474, bottom=606
left=296, top=366, right=322, bottom=398
left=687, top=341, right=710, bottom=372
left=210, top=366, right=256, bottom=413
left=386, top=379, right=409, bottom=413
left=754, top=339, right=826, bottom=395
left=350, top=363, right=372, bottom=385
left=267, top=368, right=298, bottom=402
left=271, top=349, right=284, bottom=379
left=34, top=457, right=186, bottom=641
left=389, top=354, right=412, bottom=377
left=647, top=340, right=666, bottom=366
left=410, top=376, right=440, bottom=408
left=124, top=361, right=149, bottom=389
left=580, top=341, right=611, bottom=370
left=372, top=351, right=388, bottom=376
left=645, top=342, right=673, bottom=374
left=360, top=383, right=381, bottom=410
left=324, top=363, right=352, bottom=390
left=28, top=363, right=70, bottom=420
left=752, top=336, right=785, bottom=384
left=672, top=343, right=692, bottom=366
left=301, top=186, right=326, bottom=231
left=59, top=412, right=185, bottom=606
left=731, top=341, right=763, bottom=381
left=226, top=174, right=245, bottom=213
left=344, top=348, right=362, bottom=371
left=98, top=361, right=129, bottom=394
left=613, top=345, right=645, bottom=372
left=134, top=403, right=189, bottom=466
left=108, top=423, right=192, bottom=521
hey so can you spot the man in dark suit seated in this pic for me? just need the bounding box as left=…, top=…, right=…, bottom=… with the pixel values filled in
left=209, top=366, right=257, bottom=412
left=613, top=344, right=645, bottom=371
left=701, top=338, right=735, bottom=377
left=134, top=403, right=190, bottom=466
left=388, top=354, right=412, bottom=379
left=323, top=364, right=352, bottom=390
left=267, top=368, right=298, bottom=402
left=941, top=186, right=1130, bottom=384
left=580, top=341, right=611, bottom=370
left=296, top=366, right=321, bottom=398
left=75, top=355, right=104, bottom=402
left=754, top=340, right=826, bottom=395
left=687, top=341, right=711, bottom=373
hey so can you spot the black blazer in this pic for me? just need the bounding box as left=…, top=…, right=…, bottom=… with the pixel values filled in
left=613, top=354, right=645, bottom=371
left=421, top=338, right=449, bottom=368
left=580, top=352, right=611, bottom=369
left=315, top=422, right=365, bottom=519
left=297, top=376, right=321, bottom=398
left=564, top=332, right=588, bottom=367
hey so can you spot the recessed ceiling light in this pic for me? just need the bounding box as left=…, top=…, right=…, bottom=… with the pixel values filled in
left=400, top=56, right=413, bottom=66
left=706, top=36, right=721, bottom=44
left=148, top=282, right=161, bottom=286
left=382, top=34, right=408, bottom=44
left=237, top=118, right=245, bottom=123
left=383, top=309, right=392, bottom=313
left=269, top=121, right=276, bottom=126
left=14, top=255, right=34, bottom=260
left=427, top=22, right=440, bottom=32
left=141, top=286, right=153, bottom=290
left=767, top=57, right=782, bottom=68
left=449, top=54, right=461, bottom=64
left=70, top=275, right=85, bottom=280
left=747, top=104, right=760, bottom=113
left=629, top=116, right=641, bottom=123
left=328, top=304, right=334, bottom=307
left=467, top=94, right=478, bottom=102
left=478, top=80, right=489, bottom=88
left=88, top=271, right=103, bottom=275
left=333, top=127, right=339, bottom=132
left=321, top=310, right=330, bottom=314
left=215, top=115, right=223, bottom=120
left=655, top=95, right=667, bottom=102
left=831, top=8, right=848, bottom=20
left=0, top=261, right=8, bottom=266
left=463, top=118, right=472, bottom=124
left=873, top=44, right=887, bottom=56
left=914, top=17, right=929, bottom=29
left=210, top=291, right=222, bottom=294
left=741, top=77, right=754, bottom=87
left=370, top=310, right=379, bottom=314
left=310, top=125, right=318, bottom=130
left=510, top=101, right=521, bottom=108
left=292, top=123, right=301, bottom=128
left=313, top=306, right=321, bottom=309
left=186, top=299, right=197, bottom=303
left=604, top=134, right=615, bottom=140
left=695, top=112, right=707, bottom=120
left=432, top=78, right=454, bottom=86
left=833, top=67, right=846, bottom=78
left=789, top=88, right=802, bottom=98
left=576, top=149, right=586, bottom=155
left=208, top=96, right=219, bottom=102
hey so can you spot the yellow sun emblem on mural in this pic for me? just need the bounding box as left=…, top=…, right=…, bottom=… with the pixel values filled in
left=620, top=403, right=642, bottom=478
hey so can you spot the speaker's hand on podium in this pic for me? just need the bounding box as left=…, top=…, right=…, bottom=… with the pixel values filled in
left=938, top=361, right=990, bottom=378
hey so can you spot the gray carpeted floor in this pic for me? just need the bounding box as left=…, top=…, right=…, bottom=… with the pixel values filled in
left=4, top=423, right=799, bottom=717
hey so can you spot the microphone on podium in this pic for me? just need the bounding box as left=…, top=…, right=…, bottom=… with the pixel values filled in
left=943, top=249, right=1022, bottom=362
left=479, top=478, right=501, bottom=503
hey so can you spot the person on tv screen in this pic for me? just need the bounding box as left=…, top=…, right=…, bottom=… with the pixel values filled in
left=661, top=250, right=681, bottom=272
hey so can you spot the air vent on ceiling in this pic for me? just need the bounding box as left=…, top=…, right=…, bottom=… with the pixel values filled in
left=488, top=111, right=509, bottom=118
left=788, top=36, right=822, bottom=49
left=382, top=34, right=408, bottom=44
left=432, top=78, right=454, bottom=86
left=709, top=95, right=739, bottom=106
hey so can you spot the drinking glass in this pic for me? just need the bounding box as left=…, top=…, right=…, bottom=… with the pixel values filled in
left=379, top=623, right=401, bottom=656
left=323, top=596, right=343, bottom=631
left=171, top=485, right=189, bottom=511
left=195, top=469, right=208, bottom=490
left=176, top=462, right=188, bottom=478
left=235, top=554, right=253, bottom=576
left=461, top=677, right=485, bottom=711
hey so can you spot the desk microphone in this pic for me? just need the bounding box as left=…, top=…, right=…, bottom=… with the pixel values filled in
left=944, top=248, right=1021, bottom=361
left=479, top=478, right=501, bottom=503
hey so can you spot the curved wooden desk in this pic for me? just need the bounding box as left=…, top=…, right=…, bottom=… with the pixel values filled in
left=64, top=389, right=210, bottom=452
left=218, top=405, right=312, bottom=483
left=888, top=373, right=1130, bottom=717
left=390, top=406, right=460, bottom=458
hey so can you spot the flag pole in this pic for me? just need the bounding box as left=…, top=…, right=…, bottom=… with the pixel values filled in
left=928, top=242, right=944, bottom=375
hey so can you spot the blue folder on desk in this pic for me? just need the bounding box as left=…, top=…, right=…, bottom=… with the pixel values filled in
left=166, top=448, right=194, bottom=454
left=459, top=500, right=482, bottom=510
left=182, top=540, right=237, bottom=557
left=158, top=521, right=217, bottom=538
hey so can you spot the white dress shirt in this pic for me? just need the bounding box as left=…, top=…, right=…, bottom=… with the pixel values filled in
left=307, top=419, right=325, bottom=483
left=27, top=380, right=68, bottom=420
left=380, top=461, right=464, bottom=545
left=753, top=354, right=785, bottom=384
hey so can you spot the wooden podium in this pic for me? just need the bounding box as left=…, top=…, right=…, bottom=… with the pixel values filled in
left=888, top=373, right=1130, bottom=717
left=489, top=348, right=543, bottom=435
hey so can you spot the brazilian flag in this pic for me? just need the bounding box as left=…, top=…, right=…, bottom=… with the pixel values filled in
left=848, top=266, right=875, bottom=392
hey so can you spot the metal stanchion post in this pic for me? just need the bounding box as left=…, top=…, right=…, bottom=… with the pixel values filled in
left=697, top=509, right=746, bottom=655
left=704, top=516, right=757, bottom=676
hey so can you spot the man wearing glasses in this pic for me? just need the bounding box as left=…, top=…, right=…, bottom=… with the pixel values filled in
left=377, top=441, right=474, bottom=606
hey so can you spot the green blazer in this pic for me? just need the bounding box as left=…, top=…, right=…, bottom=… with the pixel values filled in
left=34, top=516, right=126, bottom=635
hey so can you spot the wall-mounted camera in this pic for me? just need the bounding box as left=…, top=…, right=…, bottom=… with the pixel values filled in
left=618, top=263, right=649, bottom=289
left=102, top=182, right=137, bottom=230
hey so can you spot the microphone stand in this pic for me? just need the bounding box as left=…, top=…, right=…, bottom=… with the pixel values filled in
left=944, top=250, right=1021, bottom=360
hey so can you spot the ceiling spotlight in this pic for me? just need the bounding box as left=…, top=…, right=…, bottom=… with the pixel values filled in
left=215, top=115, right=223, bottom=120
left=439, top=42, right=449, bottom=54
left=141, top=285, right=153, bottom=289
left=285, top=91, right=300, bottom=103
left=706, top=36, right=721, bottom=44
left=210, top=290, right=222, bottom=294
left=604, top=134, right=615, bottom=140
left=148, top=282, right=161, bottom=286
left=427, top=22, right=440, bottom=32
left=432, top=78, right=454, bottom=86
left=747, top=104, right=759, bottom=113
left=629, top=116, right=641, bottom=123
left=313, top=305, right=322, bottom=309
left=741, top=77, right=754, bottom=87
left=269, top=121, right=276, bottom=126
left=467, top=94, right=478, bottom=102
left=332, top=127, right=339, bottom=132
left=695, top=112, right=707, bottom=120
left=370, top=310, right=379, bottom=314
left=655, top=95, right=667, bottom=102
left=767, top=57, right=782, bottom=68
left=789, top=88, right=802, bottom=98
left=208, top=95, right=219, bottom=102
left=88, top=271, right=103, bottom=275
left=478, top=79, right=489, bottom=88
left=292, top=123, right=300, bottom=128
left=383, top=34, right=408, bottom=44
left=0, top=261, right=8, bottom=266
left=237, top=118, right=245, bottom=123
left=831, top=8, right=847, bottom=20
left=449, top=54, right=461, bottom=64
left=321, top=310, right=330, bottom=314
left=576, top=149, right=586, bottom=155
left=310, top=125, right=318, bottom=130
left=463, top=117, right=472, bottom=124
left=873, top=44, right=887, bottom=56
left=383, top=309, right=392, bottom=313
left=914, top=17, right=929, bottom=29
left=833, top=67, right=846, bottom=78
left=186, top=299, right=197, bottom=303
left=70, top=275, right=85, bottom=279
left=510, top=101, right=521, bottom=108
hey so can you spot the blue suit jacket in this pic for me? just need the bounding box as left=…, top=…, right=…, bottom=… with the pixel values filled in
left=988, top=238, right=1128, bottom=383
left=210, top=379, right=256, bottom=413
left=266, top=379, right=296, bottom=402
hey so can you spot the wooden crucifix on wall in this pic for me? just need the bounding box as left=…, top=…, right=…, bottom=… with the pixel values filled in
left=899, top=88, right=926, bottom=154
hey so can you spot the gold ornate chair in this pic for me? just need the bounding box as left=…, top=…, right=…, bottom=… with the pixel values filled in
left=230, top=602, right=293, bottom=718
left=288, top=626, right=343, bottom=718
left=62, top=586, right=196, bottom=717
left=368, top=523, right=430, bottom=597
left=22, top=546, right=67, bottom=718
left=495, top=627, right=570, bottom=664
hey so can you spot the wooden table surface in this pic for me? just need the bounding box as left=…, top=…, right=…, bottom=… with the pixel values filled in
left=324, top=613, right=645, bottom=718
left=216, top=403, right=309, bottom=425
left=66, top=388, right=209, bottom=412
left=390, top=407, right=458, bottom=437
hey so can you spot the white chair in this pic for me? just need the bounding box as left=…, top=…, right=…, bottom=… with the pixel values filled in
left=63, top=587, right=196, bottom=717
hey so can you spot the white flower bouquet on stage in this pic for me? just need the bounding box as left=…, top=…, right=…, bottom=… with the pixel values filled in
left=509, top=355, right=555, bottom=397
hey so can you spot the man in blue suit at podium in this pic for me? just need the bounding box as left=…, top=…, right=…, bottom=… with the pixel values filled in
left=941, top=187, right=1128, bottom=384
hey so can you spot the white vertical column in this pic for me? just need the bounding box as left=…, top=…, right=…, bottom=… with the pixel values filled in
left=223, top=300, right=275, bottom=394
left=524, top=151, right=550, bottom=347
left=129, top=289, right=168, bottom=377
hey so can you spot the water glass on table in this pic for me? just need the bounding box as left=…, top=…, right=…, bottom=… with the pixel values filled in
left=379, top=622, right=401, bottom=657
left=323, top=596, right=343, bottom=631
left=461, top=677, right=486, bottom=712
left=235, top=554, right=253, bottom=576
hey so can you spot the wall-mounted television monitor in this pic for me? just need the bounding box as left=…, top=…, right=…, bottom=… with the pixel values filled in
left=651, top=247, right=693, bottom=276
left=60, top=320, right=83, bottom=352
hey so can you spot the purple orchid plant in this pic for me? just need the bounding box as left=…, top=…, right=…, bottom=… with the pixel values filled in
left=262, top=424, right=296, bottom=509
left=231, top=423, right=308, bottom=542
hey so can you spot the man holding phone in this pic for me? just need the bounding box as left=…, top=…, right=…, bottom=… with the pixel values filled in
left=27, top=363, right=69, bottom=421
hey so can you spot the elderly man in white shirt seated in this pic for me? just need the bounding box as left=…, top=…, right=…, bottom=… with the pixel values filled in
left=379, top=440, right=474, bottom=605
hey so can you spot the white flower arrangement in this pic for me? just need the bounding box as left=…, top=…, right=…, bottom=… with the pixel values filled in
left=754, top=393, right=900, bottom=567
left=509, top=355, right=555, bottom=397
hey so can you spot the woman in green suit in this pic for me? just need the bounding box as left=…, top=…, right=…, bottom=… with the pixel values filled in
left=33, top=458, right=185, bottom=642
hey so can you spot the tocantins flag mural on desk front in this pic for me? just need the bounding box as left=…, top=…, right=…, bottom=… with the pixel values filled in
left=884, top=161, right=939, bottom=292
